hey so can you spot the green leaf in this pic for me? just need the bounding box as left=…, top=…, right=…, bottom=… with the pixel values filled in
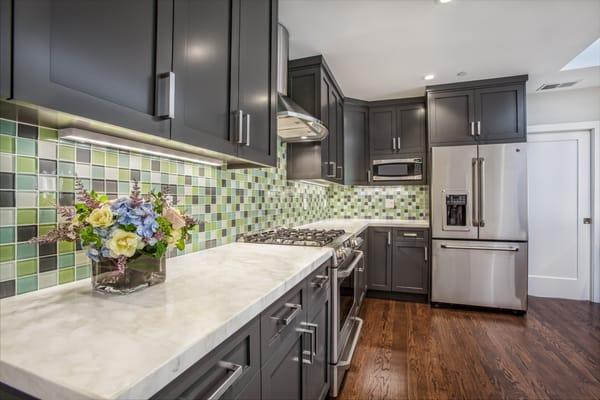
left=121, top=224, right=137, bottom=232
left=175, top=239, right=185, bottom=251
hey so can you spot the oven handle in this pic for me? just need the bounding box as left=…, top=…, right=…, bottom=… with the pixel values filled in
left=337, top=317, right=364, bottom=369
left=337, top=250, right=364, bottom=279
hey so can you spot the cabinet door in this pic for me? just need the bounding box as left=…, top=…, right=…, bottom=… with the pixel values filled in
left=320, top=75, right=333, bottom=179
left=343, top=103, right=369, bottom=185
left=428, top=90, right=476, bottom=146
left=304, top=296, right=330, bottom=400
left=367, top=228, right=392, bottom=291
left=475, top=84, right=526, bottom=143
left=396, top=104, right=426, bottom=154
left=236, top=0, right=277, bottom=166
left=335, top=96, right=345, bottom=182
left=12, top=0, right=171, bottom=138
left=369, top=106, right=396, bottom=157
left=171, top=0, right=237, bottom=155
left=391, top=242, right=428, bottom=294
left=261, top=331, right=305, bottom=400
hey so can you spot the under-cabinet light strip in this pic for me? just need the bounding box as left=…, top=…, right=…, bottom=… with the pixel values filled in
left=59, top=128, right=223, bottom=167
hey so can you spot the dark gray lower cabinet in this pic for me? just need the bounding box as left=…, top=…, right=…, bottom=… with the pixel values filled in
left=368, top=227, right=430, bottom=296
left=367, top=227, right=392, bottom=291
left=391, top=241, right=428, bottom=294
left=261, top=331, right=305, bottom=400
left=152, top=317, right=261, bottom=400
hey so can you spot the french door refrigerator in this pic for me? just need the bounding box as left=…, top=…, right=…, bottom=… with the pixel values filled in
left=431, top=143, right=528, bottom=311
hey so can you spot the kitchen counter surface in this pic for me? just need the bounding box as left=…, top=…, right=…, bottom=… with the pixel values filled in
left=0, top=243, right=332, bottom=400
left=299, top=218, right=429, bottom=236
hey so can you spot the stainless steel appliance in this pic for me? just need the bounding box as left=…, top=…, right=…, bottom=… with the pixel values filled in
left=239, top=228, right=365, bottom=396
left=276, top=24, right=328, bottom=142
left=372, top=157, right=423, bottom=181
left=431, top=143, right=528, bottom=311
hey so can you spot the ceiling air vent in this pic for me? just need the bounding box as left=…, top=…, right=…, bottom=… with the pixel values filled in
left=537, top=81, right=579, bottom=91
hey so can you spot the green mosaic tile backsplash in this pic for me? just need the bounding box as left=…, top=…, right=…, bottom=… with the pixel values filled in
left=0, top=117, right=428, bottom=299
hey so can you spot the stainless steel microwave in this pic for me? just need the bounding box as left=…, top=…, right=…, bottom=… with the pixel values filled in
left=372, top=158, right=423, bottom=181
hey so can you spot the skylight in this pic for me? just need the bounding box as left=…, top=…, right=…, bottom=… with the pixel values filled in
left=561, top=37, right=600, bottom=71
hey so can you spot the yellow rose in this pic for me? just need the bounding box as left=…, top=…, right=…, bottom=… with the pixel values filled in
left=106, top=229, right=140, bottom=258
left=167, top=228, right=182, bottom=247
left=86, top=206, right=113, bottom=228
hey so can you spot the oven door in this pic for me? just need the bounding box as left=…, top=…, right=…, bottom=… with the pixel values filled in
left=372, top=158, right=423, bottom=181
left=332, top=250, right=363, bottom=362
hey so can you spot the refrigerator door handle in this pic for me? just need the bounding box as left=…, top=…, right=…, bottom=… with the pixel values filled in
left=472, top=158, right=479, bottom=227
left=440, top=244, right=519, bottom=252
left=479, top=157, right=485, bottom=227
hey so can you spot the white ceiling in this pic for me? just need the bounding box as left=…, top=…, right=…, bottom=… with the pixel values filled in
left=279, top=0, right=600, bottom=100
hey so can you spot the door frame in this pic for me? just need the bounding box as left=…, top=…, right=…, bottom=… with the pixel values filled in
left=528, top=121, right=600, bottom=303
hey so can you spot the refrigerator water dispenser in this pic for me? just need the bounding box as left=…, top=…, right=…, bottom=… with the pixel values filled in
left=446, top=194, right=467, bottom=226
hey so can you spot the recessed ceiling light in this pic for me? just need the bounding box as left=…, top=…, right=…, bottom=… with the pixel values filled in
left=457, top=71, right=467, bottom=77
left=424, top=74, right=435, bottom=80
left=438, top=0, right=452, bottom=3
left=300, top=136, right=308, bottom=140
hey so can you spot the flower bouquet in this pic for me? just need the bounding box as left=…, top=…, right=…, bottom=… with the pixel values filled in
left=34, top=180, right=197, bottom=294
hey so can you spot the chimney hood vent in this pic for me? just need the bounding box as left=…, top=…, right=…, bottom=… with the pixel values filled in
left=277, top=24, right=328, bottom=143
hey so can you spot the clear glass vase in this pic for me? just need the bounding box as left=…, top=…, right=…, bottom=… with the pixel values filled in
left=92, top=254, right=166, bottom=294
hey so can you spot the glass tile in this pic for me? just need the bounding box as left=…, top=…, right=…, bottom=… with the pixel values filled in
left=0, top=261, right=15, bottom=281
left=58, top=192, right=75, bottom=206
left=39, top=127, right=58, bottom=141
left=37, top=141, right=57, bottom=159
left=16, top=208, right=37, bottom=225
left=76, top=148, right=91, bottom=163
left=0, top=209, right=15, bottom=225
left=39, top=255, right=57, bottom=273
left=16, top=174, right=37, bottom=190
left=38, top=270, right=57, bottom=289
left=38, top=242, right=56, bottom=256
left=16, top=242, right=37, bottom=260
left=0, top=172, right=14, bottom=189
left=38, top=176, right=56, bottom=191
left=0, top=227, right=15, bottom=244
left=39, top=159, right=57, bottom=175
left=38, top=192, right=56, bottom=207
left=0, top=280, right=15, bottom=298
left=91, top=150, right=105, bottom=165
left=76, top=264, right=90, bottom=280
left=15, top=191, right=37, bottom=207
left=0, top=153, right=13, bottom=172
left=16, top=156, right=37, bottom=173
left=75, top=163, right=91, bottom=178
left=0, top=119, right=16, bottom=136
left=0, top=135, right=15, bottom=153
left=0, top=244, right=15, bottom=262
left=58, top=161, right=75, bottom=176
left=105, top=152, right=118, bottom=167
left=16, top=137, right=37, bottom=156
left=17, top=259, right=37, bottom=276
left=93, top=166, right=107, bottom=179
left=59, top=268, right=74, bottom=284
left=17, top=275, right=37, bottom=294
left=58, top=145, right=75, bottom=161
left=59, top=253, right=74, bottom=268
left=58, top=177, right=74, bottom=192
left=118, top=153, right=129, bottom=168
left=17, top=123, right=37, bottom=139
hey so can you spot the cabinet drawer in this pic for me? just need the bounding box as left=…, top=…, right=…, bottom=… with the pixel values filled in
left=307, top=260, right=331, bottom=320
left=152, top=317, right=260, bottom=400
left=260, top=280, right=307, bottom=364
left=394, top=228, right=428, bottom=241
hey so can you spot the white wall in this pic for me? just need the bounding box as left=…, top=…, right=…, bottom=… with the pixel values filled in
left=527, top=87, right=600, bottom=125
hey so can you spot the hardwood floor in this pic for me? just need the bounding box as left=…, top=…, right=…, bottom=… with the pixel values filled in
left=338, top=297, right=600, bottom=400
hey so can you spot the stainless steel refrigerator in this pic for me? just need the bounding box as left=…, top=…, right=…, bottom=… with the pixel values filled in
left=431, top=143, right=528, bottom=311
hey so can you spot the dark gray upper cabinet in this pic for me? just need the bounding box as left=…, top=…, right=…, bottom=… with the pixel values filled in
left=235, top=0, right=277, bottom=166
left=287, top=56, right=344, bottom=183
left=397, top=104, right=426, bottom=154
left=367, top=227, right=392, bottom=291
left=3, top=0, right=277, bottom=168
left=7, top=0, right=172, bottom=138
left=427, top=75, right=527, bottom=146
left=171, top=0, right=237, bottom=154
left=391, top=241, right=428, bottom=295
left=369, top=106, right=396, bottom=157
left=343, top=99, right=369, bottom=185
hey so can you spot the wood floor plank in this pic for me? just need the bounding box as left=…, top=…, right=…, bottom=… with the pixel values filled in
left=338, top=297, right=600, bottom=400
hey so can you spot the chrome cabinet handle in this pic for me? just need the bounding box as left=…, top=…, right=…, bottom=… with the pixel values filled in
left=245, top=113, right=251, bottom=146
left=337, top=165, right=343, bottom=179
left=338, top=317, right=364, bottom=369
left=441, top=244, right=519, bottom=252
left=396, top=136, right=401, bottom=150
left=303, top=322, right=319, bottom=354
left=338, top=250, right=364, bottom=279
left=470, top=121, right=475, bottom=136
left=472, top=157, right=479, bottom=227
left=310, top=275, right=329, bottom=289
left=326, top=161, right=337, bottom=177
left=272, top=303, right=301, bottom=325
left=424, top=246, right=428, bottom=261
left=237, top=110, right=244, bottom=144
left=479, top=157, right=485, bottom=227
left=156, top=72, right=175, bottom=119
left=367, top=169, right=372, bottom=183
left=392, top=137, right=397, bottom=151
left=402, top=232, right=418, bottom=237
left=477, top=120, right=481, bottom=136
left=197, top=361, right=243, bottom=400
left=297, top=324, right=315, bottom=365
left=387, top=231, right=391, bottom=246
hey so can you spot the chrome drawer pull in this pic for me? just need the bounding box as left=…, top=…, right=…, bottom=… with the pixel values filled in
left=310, top=275, right=329, bottom=289
left=202, top=361, right=243, bottom=400
left=402, top=233, right=418, bottom=237
left=272, top=303, right=301, bottom=325
left=297, top=325, right=315, bottom=365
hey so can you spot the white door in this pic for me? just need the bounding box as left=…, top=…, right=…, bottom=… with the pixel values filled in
left=528, top=130, right=592, bottom=300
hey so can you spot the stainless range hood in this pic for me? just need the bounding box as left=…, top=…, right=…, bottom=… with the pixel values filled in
left=277, top=24, right=328, bottom=142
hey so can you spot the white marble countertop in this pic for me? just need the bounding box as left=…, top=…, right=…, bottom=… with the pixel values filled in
left=0, top=243, right=332, bottom=400
left=299, top=218, right=429, bottom=236
left=0, top=218, right=428, bottom=400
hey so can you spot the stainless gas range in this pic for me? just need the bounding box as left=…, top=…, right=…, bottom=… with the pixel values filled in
left=239, top=228, right=365, bottom=397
